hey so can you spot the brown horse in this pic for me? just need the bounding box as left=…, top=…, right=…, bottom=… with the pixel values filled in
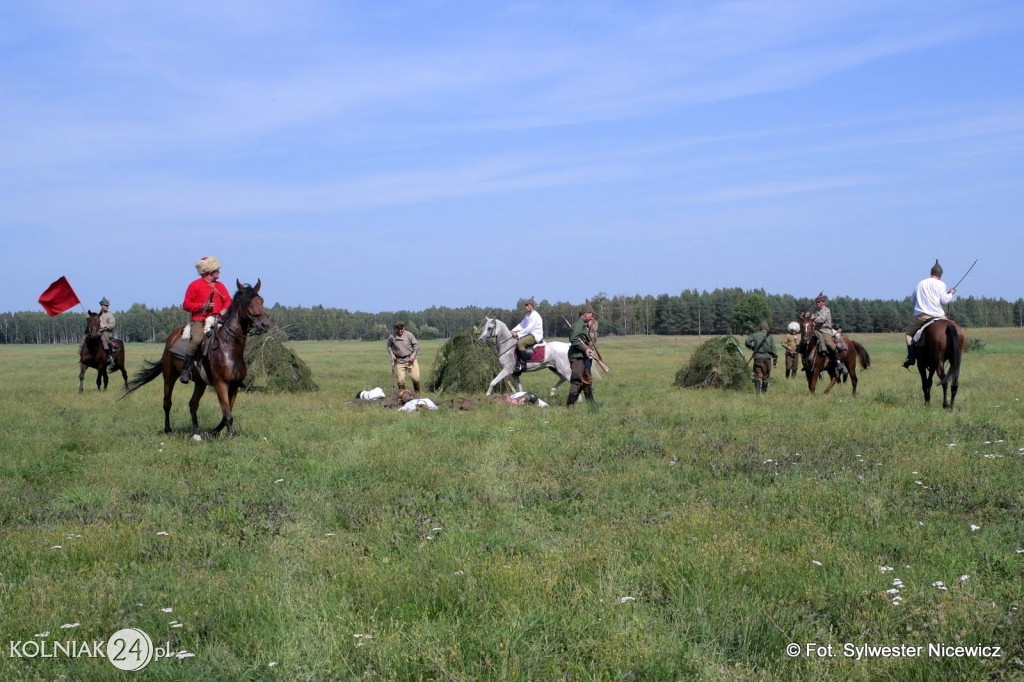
left=79, top=312, right=127, bottom=393
left=914, top=318, right=964, bottom=409
left=123, top=280, right=270, bottom=437
left=798, top=312, right=871, bottom=396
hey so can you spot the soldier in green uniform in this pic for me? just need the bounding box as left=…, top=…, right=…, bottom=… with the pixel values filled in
left=745, top=322, right=778, bottom=394
left=566, top=303, right=598, bottom=407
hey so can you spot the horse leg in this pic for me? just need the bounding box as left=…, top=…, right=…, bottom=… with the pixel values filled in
left=547, top=367, right=567, bottom=396
left=919, top=365, right=932, bottom=406
left=486, top=368, right=511, bottom=395
left=79, top=362, right=87, bottom=394
left=935, top=363, right=950, bottom=409
left=97, top=366, right=106, bottom=391
left=210, top=382, right=235, bottom=436
left=119, top=366, right=129, bottom=391
left=189, top=383, right=208, bottom=436
left=848, top=363, right=858, bottom=397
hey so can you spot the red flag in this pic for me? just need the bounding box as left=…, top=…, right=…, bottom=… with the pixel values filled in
left=38, top=276, right=81, bottom=316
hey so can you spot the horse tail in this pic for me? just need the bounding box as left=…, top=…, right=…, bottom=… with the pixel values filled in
left=854, top=341, right=870, bottom=370
left=945, top=322, right=962, bottom=383
left=122, top=359, right=164, bottom=398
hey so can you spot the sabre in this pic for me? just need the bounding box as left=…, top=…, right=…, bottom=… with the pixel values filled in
left=948, top=258, right=977, bottom=293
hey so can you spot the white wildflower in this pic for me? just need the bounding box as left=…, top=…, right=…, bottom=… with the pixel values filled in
left=619, top=596, right=636, bottom=603
left=61, top=623, right=80, bottom=629
left=161, top=607, right=173, bottom=613
left=880, top=566, right=893, bottom=573
left=932, top=581, right=948, bottom=590
left=970, top=524, right=981, bottom=531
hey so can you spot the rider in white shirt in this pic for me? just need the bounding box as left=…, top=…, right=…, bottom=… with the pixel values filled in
left=903, top=260, right=956, bottom=368
left=511, top=297, right=544, bottom=373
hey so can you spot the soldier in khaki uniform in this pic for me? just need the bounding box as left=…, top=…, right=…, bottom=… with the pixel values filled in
left=782, top=321, right=800, bottom=378
left=810, top=292, right=847, bottom=377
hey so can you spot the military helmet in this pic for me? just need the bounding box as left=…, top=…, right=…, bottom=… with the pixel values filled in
left=930, top=259, right=943, bottom=277
left=99, top=297, right=110, bottom=306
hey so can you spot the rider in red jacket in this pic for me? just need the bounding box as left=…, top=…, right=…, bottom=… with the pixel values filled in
left=180, top=255, right=232, bottom=384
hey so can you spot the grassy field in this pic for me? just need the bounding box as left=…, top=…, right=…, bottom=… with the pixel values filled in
left=1, top=329, right=1023, bottom=680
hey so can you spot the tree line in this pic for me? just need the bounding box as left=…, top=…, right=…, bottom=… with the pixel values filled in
left=3, top=289, right=1022, bottom=345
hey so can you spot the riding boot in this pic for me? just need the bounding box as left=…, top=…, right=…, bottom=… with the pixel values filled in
left=413, top=380, right=421, bottom=394
left=833, top=353, right=848, bottom=377
left=106, top=350, right=115, bottom=367
left=397, top=381, right=406, bottom=391
left=902, top=343, right=916, bottom=369
left=514, top=358, right=525, bottom=374
left=179, top=354, right=195, bottom=384
left=754, top=379, right=762, bottom=394
left=762, top=380, right=769, bottom=394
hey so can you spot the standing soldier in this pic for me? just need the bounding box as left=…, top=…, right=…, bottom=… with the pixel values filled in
left=387, top=322, right=421, bottom=394
left=567, top=303, right=598, bottom=407
left=782, top=321, right=800, bottom=378
left=745, top=322, right=778, bottom=394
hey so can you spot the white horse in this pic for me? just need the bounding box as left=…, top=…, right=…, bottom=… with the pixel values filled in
left=478, top=317, right=571, bottom=396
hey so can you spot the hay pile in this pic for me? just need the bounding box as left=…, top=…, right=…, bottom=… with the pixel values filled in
left=674, top=336, right=747, bottom=390
left=243, top=328, right=318, bottom=393
left=428, top=329, right=502, bottom=394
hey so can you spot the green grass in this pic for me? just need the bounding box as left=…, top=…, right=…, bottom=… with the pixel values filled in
left=1, top=330, right=1023, bottom=680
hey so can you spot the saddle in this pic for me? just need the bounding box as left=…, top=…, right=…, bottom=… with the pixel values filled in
left=514, top=343, right=546, bottom=363
left=913, top=317, right=946, bottom=345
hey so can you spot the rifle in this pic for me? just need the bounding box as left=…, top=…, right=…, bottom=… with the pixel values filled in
left=562, top=315, right=610, bottom=373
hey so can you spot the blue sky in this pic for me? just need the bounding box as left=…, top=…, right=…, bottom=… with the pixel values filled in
left=3, top=1, right=1022, bottom=313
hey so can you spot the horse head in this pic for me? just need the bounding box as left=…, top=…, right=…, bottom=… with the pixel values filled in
left=235, top=278, right=271, bottom=335
left=85, top=311, right=101, bottom=337
left=477, top=317, right=497, bottom=343
left=798, top=312, right=814, bottom=341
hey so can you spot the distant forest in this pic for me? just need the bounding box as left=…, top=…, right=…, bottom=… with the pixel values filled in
left=4, top=288, right=1022, bottom=344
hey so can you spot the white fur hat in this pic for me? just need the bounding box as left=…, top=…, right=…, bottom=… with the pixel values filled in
left=787, top=321, right=800, bottom=333
left=195, top=255, right=222, bottom=275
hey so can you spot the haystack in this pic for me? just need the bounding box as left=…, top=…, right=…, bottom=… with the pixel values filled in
left=243, top=328, right=318, bottom=393
left=674, top=336, right=747, bottom=390
left=428, top=329, right=502, bottom=394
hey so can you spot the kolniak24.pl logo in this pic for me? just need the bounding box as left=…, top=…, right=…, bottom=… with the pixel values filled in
left=10, top=629, right=191, bottom=671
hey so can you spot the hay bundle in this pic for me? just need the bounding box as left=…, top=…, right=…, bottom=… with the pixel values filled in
left=243, top=328, right=318, bottom=393
left=428, top=329, right=502, bottom=394
left=674, top=336, right=747, bottom=390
